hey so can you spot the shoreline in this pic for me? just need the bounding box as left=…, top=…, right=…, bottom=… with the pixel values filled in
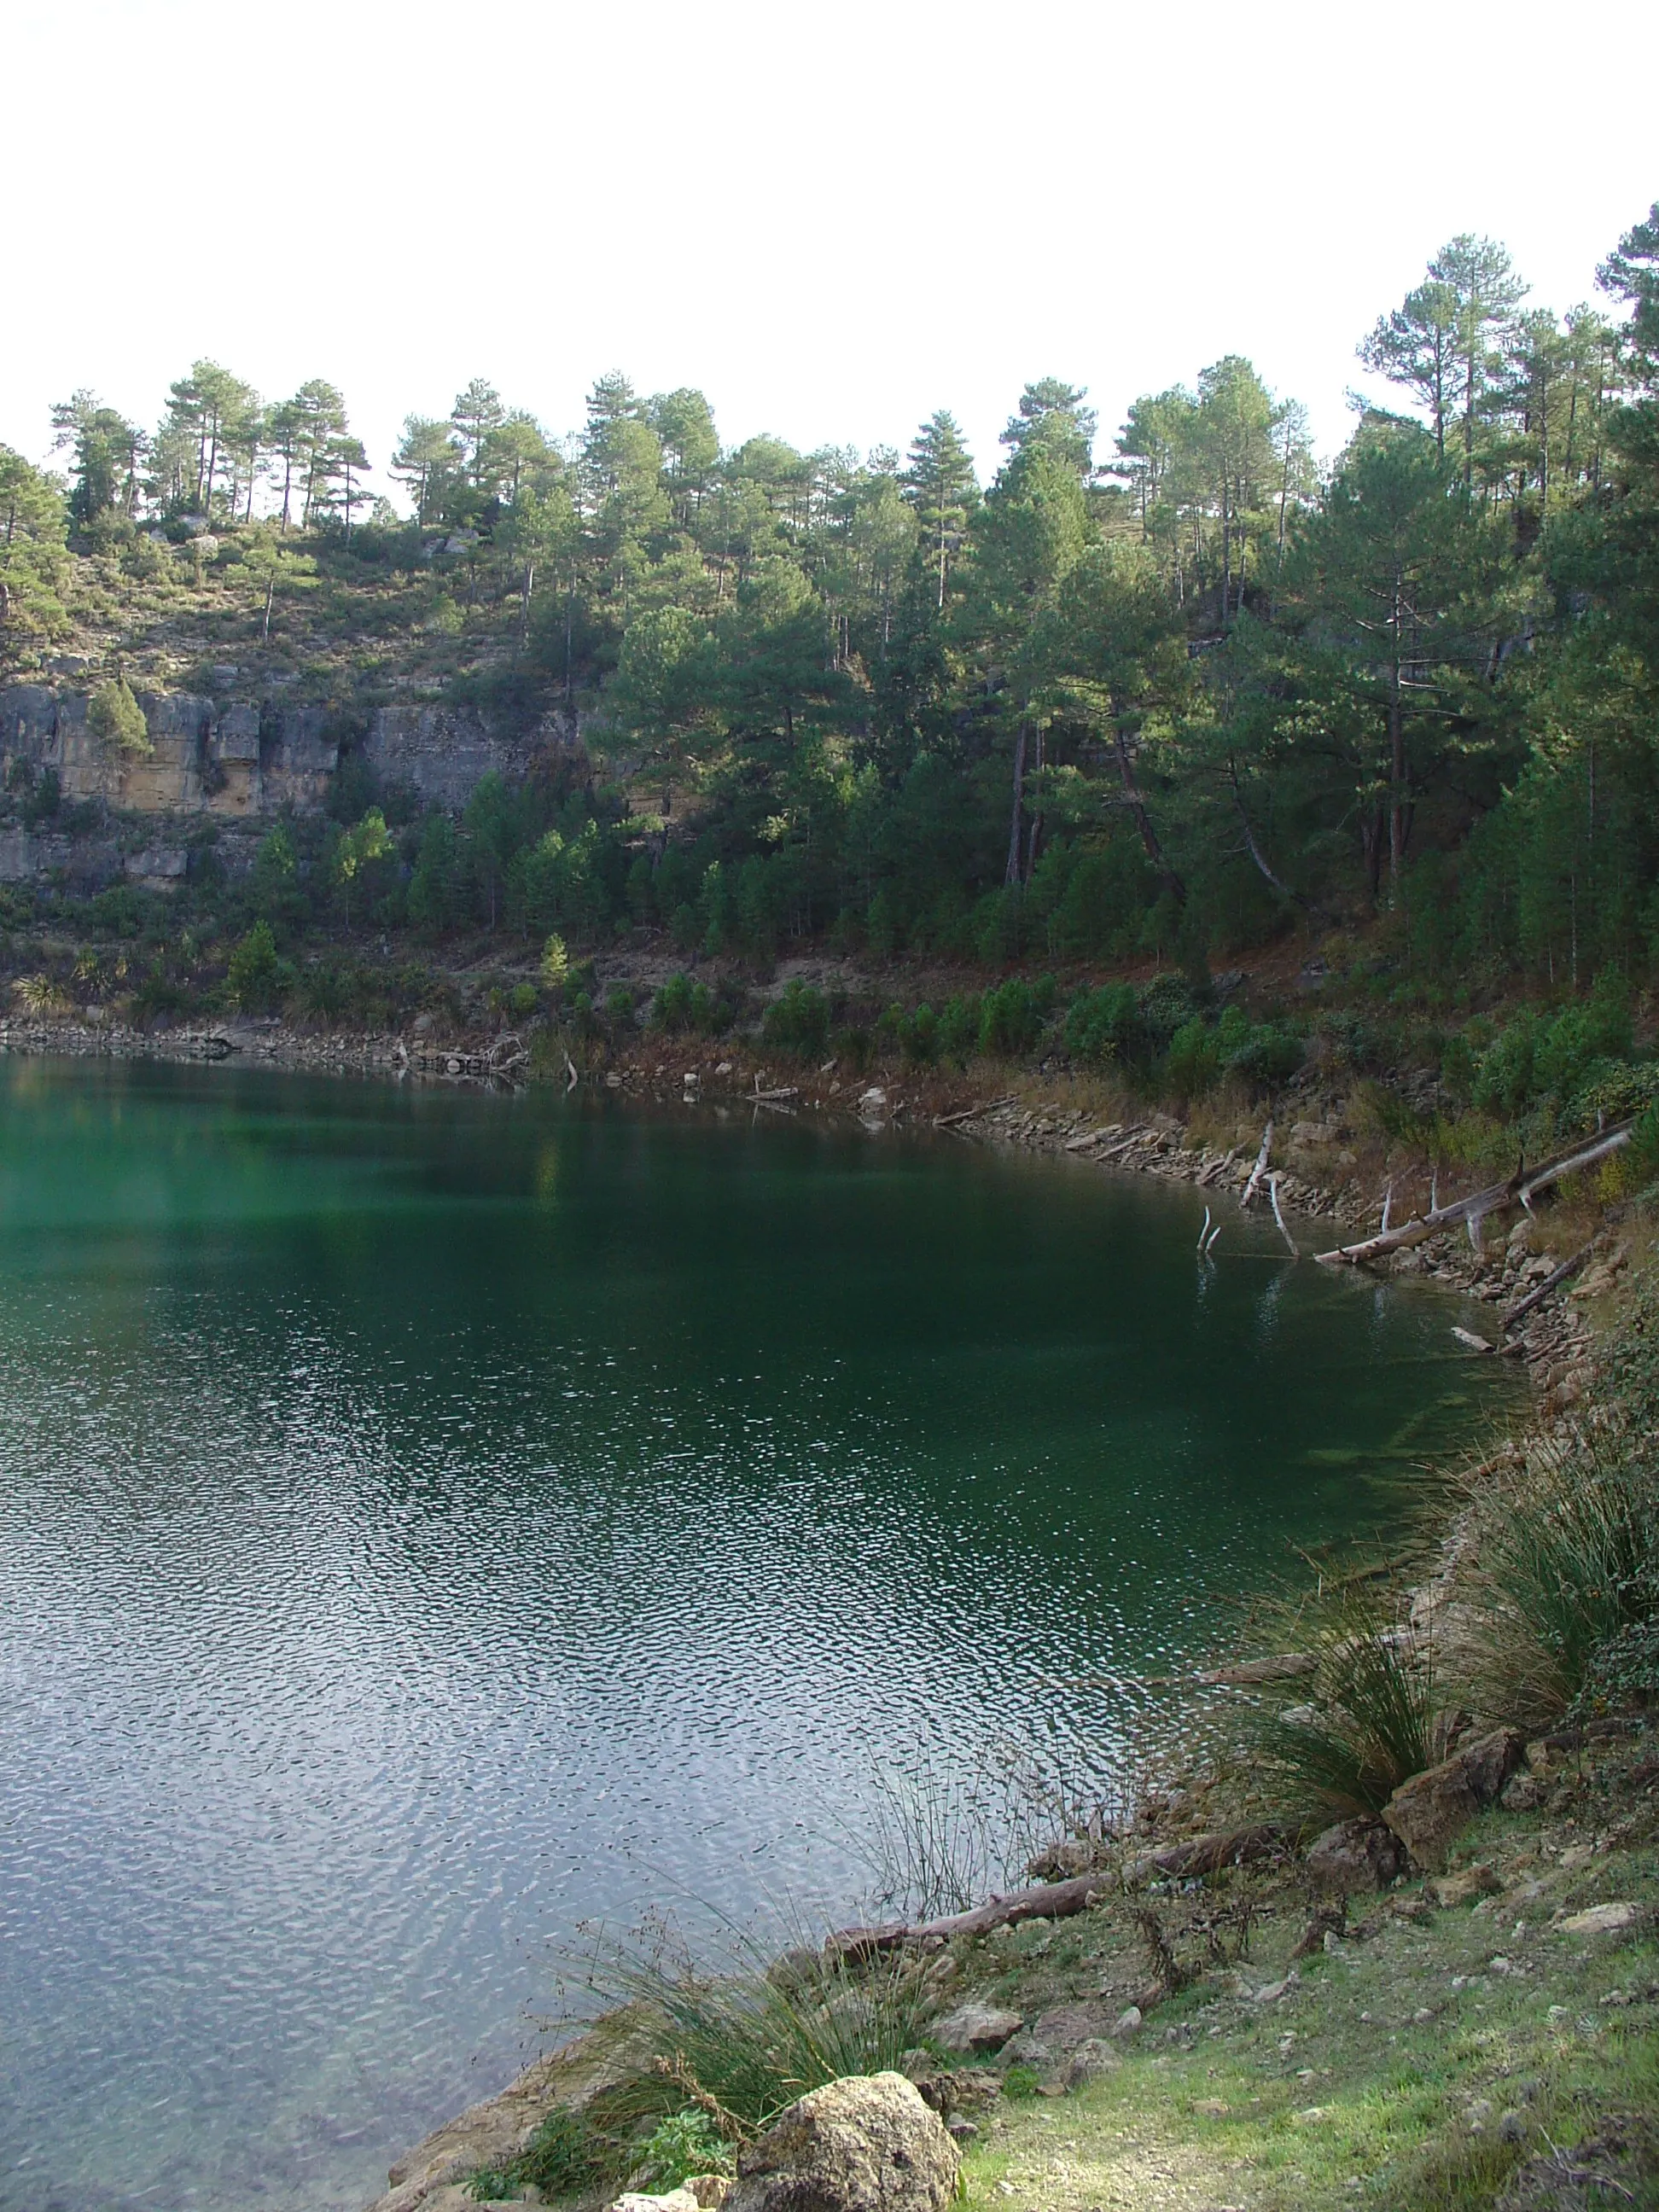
left=2, top=1011, right=1602, bottom=1389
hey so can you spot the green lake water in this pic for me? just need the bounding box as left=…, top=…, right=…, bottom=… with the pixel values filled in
left=0, top=1056, right=1520, bottom=2210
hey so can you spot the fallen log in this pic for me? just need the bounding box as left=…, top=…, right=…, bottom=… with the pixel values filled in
left=1503, top=1239, right=1598, bottom=1330
left=1314, top=1163, right=1524, bottom=1266
left=1518, top=1121, right=1633, bottom=1206
left=825, top=1870, right=1118, bottom=1959
left=1094, top=1125, right=1150, bottom=1162
left=1127, top=1824, right=1289, bottom=1883
left=1317, top=1121, right=1633, bottom=1270
left=934, top=1095, right=1016, bottom=1128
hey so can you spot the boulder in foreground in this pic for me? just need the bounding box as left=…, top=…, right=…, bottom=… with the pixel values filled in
left=931, top=2001, right=1022, bottom=2054
left=725, top=2072, right=958, bottom=2212
left=1306, top=1816, right=1406, bottom=1893
left=1383, top=1728, right=1525, bottom=1871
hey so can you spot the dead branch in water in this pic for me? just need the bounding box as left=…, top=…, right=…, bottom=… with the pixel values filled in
left=1267, top=1173, right=1299, bottom=1254
left=1241, top=1121, right=1274, bottom=1210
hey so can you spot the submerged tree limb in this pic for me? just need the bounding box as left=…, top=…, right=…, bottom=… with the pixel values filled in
left=1267, top=1172, right=1299, bottom=1254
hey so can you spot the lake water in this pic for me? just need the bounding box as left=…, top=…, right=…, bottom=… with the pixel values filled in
left=0, top=1057, right=1518, bottom=2211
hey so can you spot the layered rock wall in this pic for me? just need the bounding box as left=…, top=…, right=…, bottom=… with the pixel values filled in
left=0, top=684, right=579, bottom=834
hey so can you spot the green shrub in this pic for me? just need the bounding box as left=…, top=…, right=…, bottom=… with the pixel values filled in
left=1224, top=1020, right=1306, bottom=1093
left=935, top=994, right=980, bottom=1066
left=978, top=977, right=1045, bottom=1059
left=466, top=2105, right=606, bottom=2203
left=1137, top=973, right=1203, bottom=1047
left=905, top=1004, right=938, bottom=1065
left=226, top=921, right=292, bottom=1013
left=606, top=984, right=637, bottom=1027
left=1001, top=2064, right=1041, bottom=2100
left=1164, top=1016, right=1220, bottom=1101
left=87, top=677, right=150, bottom=755
left=15, top=764, right=61, bottom=824
left=1465, top=974, right=1640, bottom=1123
left=655, top=972, right=695, bottom=1032
left=1575, top=1616, right=1659, bottom=1715
left=829, top=1022, right=873, bottom=1074
left=298, top=963, right=346, bottom=1020
left=760, top=981, right=830, bottom=1060
left=637, top=2110, right=733, bottom=2190
left=131, top=959, right=189, bottom=1021
left=518, top=2108, right=607, bottom=2197
left=88, top=883, right=143, bottom=937
left=1065, top=983, right=1144, bottom=1066
left=1471, top=1012, right=1539, bottom=1117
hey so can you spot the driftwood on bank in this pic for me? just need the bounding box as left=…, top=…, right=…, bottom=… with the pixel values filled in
left=934, top=1095, right=1016, bottom=1128
left=1503, top=1239, right=1599, bottom=1330
left=1314, top=1122, right=1633, bottom=1269
left=1518, top=1121, right=1634, bottom=1204
left=1127, top=1823, right=1289, bottom=1882
left=1094, top=1125, right=1150, bottom=1162
left=825, top=1871, right=1117, bottom=1960
left=824, top=1822, right=1288, bottom=1959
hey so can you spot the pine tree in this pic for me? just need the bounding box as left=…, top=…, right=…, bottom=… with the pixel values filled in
left=902, top=410, right=978, bottom=608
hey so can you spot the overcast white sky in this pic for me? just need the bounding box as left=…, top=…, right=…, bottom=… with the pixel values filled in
left=6, top=0, right=1656, bottom=501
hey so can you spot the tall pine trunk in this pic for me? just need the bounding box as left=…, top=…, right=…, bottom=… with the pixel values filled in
left=1004, top=721, right=1028, bottom=887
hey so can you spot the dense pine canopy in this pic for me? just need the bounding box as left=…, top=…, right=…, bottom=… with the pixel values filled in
left=4, top=204, right=1658, bottom=998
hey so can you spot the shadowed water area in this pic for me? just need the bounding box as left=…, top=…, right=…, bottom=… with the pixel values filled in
left=0, top=1057, right=1521, bottom=2211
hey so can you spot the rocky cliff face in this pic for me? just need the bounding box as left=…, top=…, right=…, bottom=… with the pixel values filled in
left=0, top=682, right=579, bottom=830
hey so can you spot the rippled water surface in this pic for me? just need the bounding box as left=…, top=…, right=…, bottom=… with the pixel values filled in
left=0, top=1057, right=1519, bottom=2209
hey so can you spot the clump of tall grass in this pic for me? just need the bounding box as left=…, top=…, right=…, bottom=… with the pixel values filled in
left=12, top=973, right=73, bottom=1018
left=568, top=1913, right=937, bottom=2139
left=1457, top=1425, right=1659, bottom=1729
left=1248, top=1576, right=1439, bottom=1819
